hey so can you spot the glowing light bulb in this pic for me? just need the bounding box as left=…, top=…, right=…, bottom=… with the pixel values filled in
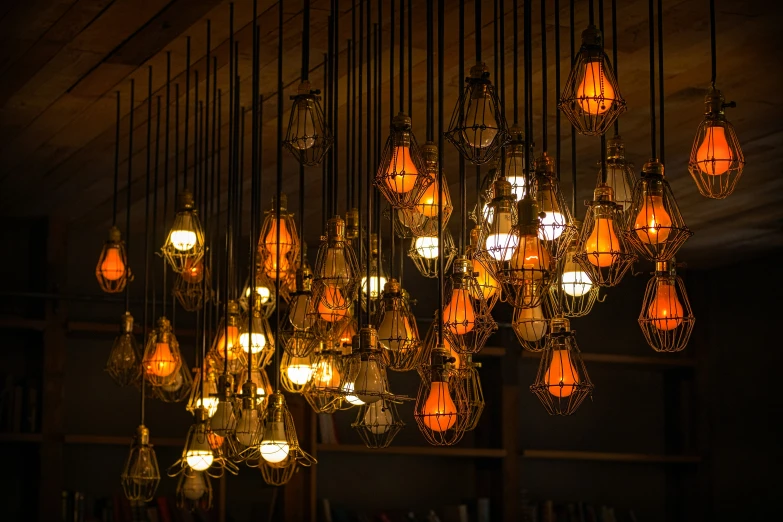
left=510, top=235, right=551, bottom=280
left=363, top=401, right=394, bottom=434
left=264, top=255, right=290, bottom=279
left=576, top=60, right=615, bottom=115
left=414, top=236, right=439, bottom=259
left=354, top=359, right=386, bottom=404
left=385, top=144, right=419, bottom=193
left=235, top=408, right=260, bottom=447
left=544, top=349, right=579, bottom=398
left=481, top=202, right=495, bottom=225
left=169, top=213, right=198, bottom=251
left=485, top=208, right=518, bottom=261
left=181, top=258, right=204, bottom=283
left=160, top=369, right=183, bottom=392
left=239, top=316, right=266, bottom=355
left=318, top=287, right=350, bottom=322
left=634, top=194, right=672, bottom=245
left=416, top=181, right=441, bottom=217
left=561, top=258, right=593, bottom=297
left=377, top=310, right=412, bottom=351
left=286, top=356, right=315, bottom=386
left=185, top=428, right=214, bottom=471
left=197, top=396, right=219, bottom=417
left=260, top=420, right=290, bottom=463
left=313, top=359, right=341, bottom=389
left=361, top=275, right=388, bottom=300
left=421, top=381, right=458, bottom=431
left=584, top=216, right=621, bottom=267
left=443, top=288, right=476, bottom=336
left=506, top=175, right=527, bottom=201
left=145, top=341, right=177, bottom=377
left=182, top=471, right=208, bottom=500
left=539, top=211, right=566, bottom=241
left=289, top=293, right=311, bottom=329
left=216, top=325, right=241, bottom=361
left=445, top=337, right=462, bottom=369
left=323, top=247, right=349, bottom=284
left=264, top=218, right=293, bottom=258
left=695, top=125, right=733, bottom=176
left=463, top=88, right=499, bottom=148
left=514, top=305, right=548, bottom=342
left=471, top=259, right=498, bottom=300
left=647, top=279, right=683, bottom=331
left=343, top=381, right=364, bottom=406
left=100, top=246, right=125, bottom=281
left=210, top=400, right=235, bottom=436
left=245, top=284, right=271, bottom=304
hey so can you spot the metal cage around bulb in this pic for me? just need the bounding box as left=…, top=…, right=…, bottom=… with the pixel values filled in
left=395, top=142, right=453, bottom=236
left=533, top=153, right=578, bottom=260
left=416, top=317, right=464, bottom=379
left=173, top=260, right=212, bottom=312
left=240, top=307, right=276, bottom=368
left=176, top=468, right=213, bottom=511
left=549, top=237, right=601, bottom=318
left=408, top=229, right=457, bottom=279
left=210, top=301, right=247, bottom=374
left=455, top=357, right=485, bottom=431
left=373, top=279, right=421, bottom=371
left=338, top=329, right=395, bottom=407
left=512, top=292, right=556, bottom=352
left=375, top=113, right=433, bottom=210
left=303, top=347, right=345, bottom=414
left=105, top=312, right=142, bottom=387
left=281, top=350, right=315, bottom=394
left=257, top=392, right=317, bottom=486
left=530, top=318, right=594, bottom=416
left=225, top=391, right=265, bottom=464
left=162, top=189, right=206, bottom=273
left=235, top=366, right=273, bottom=411
left=121, top=425, right=161, bottom=502
left=559, top=25, right=626, bottom=136
left=152, top=356, right=193, bottom=403
left=239, top=266, right=277, bottom=318
left=414, top=347, right=470, bottom=446
left=445, top=62, right=509, bottom=165
left=360, top=234, right=388, bottom=312
left=574, top=184, right=637, bottom=288
left=442, top=257, right=497, bottom=355
left=283, top=82, right=333, bottom=166
left=688, top=87, right=745, bottom=200
left=353, top=400, right=405, bottom=449
left=141, top=316, right=183, bottom=387
left=598, top=136, right=636, bottom=224
left=96, top=226, right=130, bottom=293
left=475, top=176, right=519, bottom=282
left=258, top=194, right=300, bottom=286
left=467, top=237, right=501, bottom=313
left=497, top=126, right=531, bottom=201
left=626, top=160, right=692, bottom=262
left=638, top=262, right=695, bottom=353
left=187, top=366, right=220, bottom=417
left=312, top=216, right=362, bottom=312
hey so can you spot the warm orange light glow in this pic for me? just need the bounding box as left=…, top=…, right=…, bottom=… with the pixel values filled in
left=385, top=145, right=419, bottom=193
left=421, top=381, right=457, bottom=431
left=313, top=359, right=341, bottom=388
left=264, top=255, right=290, bottom=279
left=318, top=286, right=350, bottom=322
left=695, top=125, right=733, bottom=176
left=182, top=258, right=204, bottom=283
left=585, top=217, right=620, bottom=267
left=207, top=432, right=224, bottom=450
left=444, top=337, right=462, bottom=369
left=100, top=246, right=125, bottom=281
left=264, top=218, right=293, bottom=258
left=470, top=259, right=498, bottom=300
left=634, top=195, right=672, bottom=245
left=544, top=349, right=579, bottom=398
left=576, top=60, right=615, bottom=115
left=647, top=280, right=683, bottom=331
left=510, top=235, right=551, bottom=280
left=145, top=342, right=177, bottom=377
left=217, top=325, right=241, bottom=361
left=443, top=288, right=476, bottom=335
left=416, top=181, right=441, bottom=217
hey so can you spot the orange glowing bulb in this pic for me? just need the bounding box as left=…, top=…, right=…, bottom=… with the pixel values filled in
left=634, top=195, right=672, bottom=245
left=470, top=259, right=498, bottom=300
left=182, top=258, right=204, bottom=283
left=443, top=288, right=476, bottom=335
left=584, top=217, right=621, bottom=267
left=695, top=125, right=733, bottom=176
left=416, top=181, right=441, bottom=218
left=207, top=432, right=224, bottom=450
left=385, top=145, right=419, bottom=193
left=318, top=286, right=350, bottom=322
left=313, top=360, right=341, bottom=388
left=544, top=349, right=579, bottom=398
left=100, top=246, right=125, bottom=281
left=146, top=341, right=177, bottom=377
left=576, top=60, right=615, bottom=115
left=421, top=381, right=458, bottom=432
left=264, top=255, right=290, bottom=279
left=647, top=279, right=683, bottom=331
left=217, top=325, right=241, bottom=361
left=509, top=235, right=551, bottom=280
left=264, top=218, right=293, bottom=257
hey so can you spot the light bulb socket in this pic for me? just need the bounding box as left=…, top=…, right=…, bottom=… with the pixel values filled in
left=178, top=189, right=196, bottom=211
left=593, top=183, right=615, bottom=202
left=421, top=141, right=439, bottom=169
left=641, top=159, right=665, bottom=180
left=359, top=326, right=379, bottom=353
left=468, top=62, right=490, bottom=82
left=654, top=260, right=677, bottom=276
left=704, top=86, right=731, bottom=117
left=345, top=208, right=360, bottom=239
left=216, top=374, right=234, bottom=398
left=453, top=256, right=474, bottom=276
left=430, top=345, right=452, bottom=381
left=297, top=80, right=313, bottom=96
left=383, top=278, right=402, bottom=296
left=517, top=195, right=542, bottom=229
left=391, top=112, right=413, bottom=132
left=327, top=215, right=346, bottom=244
left=156, top=316, right=172, bottom=340
left=240, top=381, right=256, bottom=399
left=550, top=316, right=571, bottom=334
left=580, top=24, right=603, bottom=48
left=108, top=225, right=122, bottom=242
left=507, top=124, right=525, bottom=144
left=295, top=267, right=312, bottom=292
left=136, top=425, right=151, bottom=445
left=534, top=152, right=556, bottom=178
left=268, top=391, right=286, bottom=411
left=271, top=193, right=288, bottom=212
left=121, top=312, right=135, bottom=334
left=606, top=135, right=626, bottom=160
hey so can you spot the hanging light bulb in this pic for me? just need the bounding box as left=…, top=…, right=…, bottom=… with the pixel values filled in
left=96, top=226, right=129, bottom=293
left=212, top=300, right=244, bottom=365
left=443, top=287, right=477, bottom=336
left=560, top=250, right=594, bottom=297
left=120, top=425, right=161, bottom=502
left=234, top=383, right=263, bottom=451
left=283, top=81, right=333, bottom=166
left=513, top=305, right=548, bottom=343
left=638, top=261, right=695, bottom=352
left=534, top=154, right=574, bottom=248
left=344, top=328, right=389, bottom=405
left=373, top=280, right=419, bottom=371
left=598, top=136, right=636, bottom=219
left=647, top=277, right=683, bottom=331
left=483, top=177, right=518, bottom=262
left=258, top=194, right=299, bottom=281
left=362, top=400, right=395, bottom=435
left=360, top=234, right=388, bottom=308
left=105, top=312, right=142, bottom=387
left=192, top=369, right=219, bottom=417
left=282, top=351, right=315, bottom=388
left=414, top=236, right=440, bottom=260
left=376, top=113, right=432, bottom=209
left=210, top=375, right=236, bottom=437
left=162, top=189, right=205, bottom=273
left=559, top=25, right=625, bottom=136
left=240, top=296, right=274, bottom=357
left=584, top=185, right=623, bottom=268
left=422, top=380, right=458, bottom=431
left=415, top=345, right=467, bottom=445
left=502, top=126, right=528, bottom=201
left=141, top=317, right=182, bottom=384
left=183, top=412, right=215, bottom=472
left=313, top=216, right=360, bottom=316
left=179, top=469, right=211, bottom=505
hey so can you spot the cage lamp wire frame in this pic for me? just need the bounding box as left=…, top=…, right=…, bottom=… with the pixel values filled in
left=284, top=81, right=334, bottom=166
left=441, top=256, right=498, bottom=355
left=257, top=392, right=317, bottom=486
left=352, top=398, right=406, bottom=449
left=176, top=468, right=214, bottom=511
left=512, top=290, right=557, bottom=353
left=96, top=226, right=131, bottom=293
left=105, top=311, right=143, bottom=387
left=373, top=278, right=422, bottom=371
left=638, top=260, right=695, bottom=353
left=396, top=141, right=453, bottom=237
left=407, top=227, right=458, bottom=279
left=121, top=424, right=161, bottom=502
left=161, top=189, right=207, bottom=274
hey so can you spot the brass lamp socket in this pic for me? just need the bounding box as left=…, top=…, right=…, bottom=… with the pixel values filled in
left=581, top=24, right=603, bottom=48
left=121, top=312, right=135, bottom=334
left=295, top=267, right=312, bottom=292
left=606, top=135, right=626, bottom=161
left=392, top=112, right=413, bottom=132
left=370, top=233, right=379, bottom=256
left=655, top=260, right=677, bottom=276
left=136, top=425, right=151, bottom=445
left=593, top=183, right=615, bottom=203
left=517, top=195, right=542, bottom=228
left=469, top=62, right=490, bottom=81
left=641, top=159, right=665, bottom=179
left=453, top=256, right=473, bottom=276
left=297, top=81, right=312, bottom=96
left=359, top=326, right=379, bottom=353
left=156, top=316, right=172, bottom=340
left=534, top=152, right=556, bottom=177
left=345, top=208, right=359, bottom=239
left=216, top=374, right=234, bottom=397
left=421, top=141, right=439, bottom=169
left=271, top=193, right=288, bottom=212
left=108, top=225, right=122, bottom=242
left=492, top=176, right=513, bottom=201
left=327, top=215, right=346, bottom=244
left=507, top=124, right=525, bottom=144
left=430, top=346, right=452, bottom=381
left=383, top=278, right=402, bottom=296
left=550, top=316, right=571, bottom=334
left=704, top=86, right=732, bottom=117
left=178, top=189, right=195, bottom=211
left=266, top=393, right=286, bottom=420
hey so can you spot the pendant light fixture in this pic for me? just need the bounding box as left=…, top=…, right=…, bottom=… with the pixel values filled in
left=281, top=264, right=319, bottom=358
left=467, top=226, right=500, bottom=312
left=559, top=0, right=625, bottom=136
left=511, top=293, right=555, bottom=353
left=303, top=344, right=344, bottom=413
left=176, top=468, right=213, bottom=510
left=530, top=317, right=594, bottom=415
left=442, top=257, right=497, bottom=355
left=284, top=0, right=333, bottom=166
left=280, top=349, right=315, bottom=394
left=456, top=354, right=485, bottom=431
left=398, top=142, right=453, bottom=237
left=258, top=193, right=300, bottom=286
left=445, top=0, right=508, bottom=164
left=373, top=278, right=420, bottom=371
left=96, top=91, right=131, bottom=293
left=360, top=233, right=388, bottom=308
left=550, top=229, right=600, bottom=317
left=597, top=136, right=636, bottom=223
left=312, top=215, right=361, bottom=322
left=638, top=260, right=695, bottom=353
left=353, top=398, right=405, bottom=449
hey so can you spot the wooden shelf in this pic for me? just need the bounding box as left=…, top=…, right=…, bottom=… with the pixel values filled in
left=317, top=443, right=507, bottom=459
left=521, top=448, right=701, bottom=464
left=520, top=350, right=696, bottom=369
left=0, top=432, right=43, bottom=442
left=64, top=434, right=184, bottom=447
left=476, top=346, right=506, bottom=358
left=0, top=315, right=47, bottom=331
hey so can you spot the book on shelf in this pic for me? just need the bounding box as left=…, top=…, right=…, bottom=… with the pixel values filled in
left=476, top=497, right=490, bottom=522
left=318, top=413, right=339, bottom=444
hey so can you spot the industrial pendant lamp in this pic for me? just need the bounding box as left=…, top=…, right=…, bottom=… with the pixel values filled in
left=303, top=345, right=344, bottom=413
left=176, top=468, right=213, bottom=510
left=638, top=260, right=695, bottom=353
left=283, top=0, right=333, bottom=166
left=373, top=279, right=421, bottom=371
left=398, top=142, right=453, bottom=237
left=551, top=229, right=601, bottom=318
left=511, top=293, right=555, bottom=353
left=466, top=226, right=500, bottom=312
left=258, top=392, right=317, bottom=485
left=688, top=0, right=744, bottom=199
left=281, top=265, right=320, bottom=358
left=456, top=354, right=485, bottom=431
left=353, top=398, right=405, bottom=449
left=360, top=233, right=388, bottom=309
left=442, top=257, right=497, bottom=355
left=258, top=194, right=300, bottom=285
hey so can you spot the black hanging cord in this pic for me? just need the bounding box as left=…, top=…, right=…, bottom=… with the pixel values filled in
left=125, top=80, right=134, bottom=314
left=499, top=0, right=505, bottom=111
left=599, top=0, right=607, bottom=182
left=513, top=0, right=518, bottom=125
left=555, top=0, right=561, bottom=179
left=112, top=92, right=120, bottom=226
left=611, top=0, right=619, bottom=136
left=523, top=0, right=531, bottom=183
left=163, top=53, right=171, bottom=318
left=333, top=0, right=340, bottom=216
left=438, top=0, right=445, bottom=346
left=657, top=0, right=664, bottom=164
left=407, top=0, right=412, bottom=117
left=709, top=0, right=716, bottom=86
left=648, top=0, right=657, bottom=160
left=346, top=40, right=352, bottom=209
left=303, top=0, right=311, bottom=79
left=141, top=66, right=153, bottom=426
left=570, top=0, right=577, bottom=215
left=475, top=0, right=482, bottom=62
left=184, top=37, right=190, bottom=188
left=426, top=0, right=433, bottom=140
left=152, top=97, right=161, bottom=321
left=399, top=0, right=404, bottom=112
left=355, top=1, right=363, bottom=329
left=541, top=0, right=548, bottom=153
left=275, top=0, right=284, bottom=391
left=589, top=0, right=595, bottom=25
left=366, top=3, right=373, bottom=328
left=390, top=0, right=395, bottom=123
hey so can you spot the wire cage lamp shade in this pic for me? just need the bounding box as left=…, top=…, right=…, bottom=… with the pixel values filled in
left=530, top=318, right=594, bottom=416
left=152, top=356, right=193, bottom=403
left=352, top=399, right=405, bottom=449
left=597, top=136, right=636, bottom=224
left=455, top=356, right=485, bottom=431
left=105, top=312, right=142, bottom=387
left=240, top=303, right=276, bottom=368
left=257, top=392, right=317, bottom=486
left=280, top=349, right=315, bottom=394
left=360, top=234, right=388, bottom=311
left=209, top=301, right=246, bottom=374
left=169, top=409, right=231, bottom=478
left=442, top=257, right=497, bottom=355
left=373, top=279, right=422, bottom=371
left=258, top=193, right=300, bottom=285
left=549, top=236, right=601, bottom=318
left=375, top=113, right=433, bottom=210
left=283, top=81, right=333, bottom=166
left=187, top=366, right=220, bottom=417
left=559, top=25, right=626, bottom=136
left=226, top=389, right=264, bottom=463
left=496, top=125, right=530, bottom=201
left=533, top=153, right=578, bottom=260
left=235, top=365, right=273, bottom=411
left=416, top=317, right=464, bottom=379
left=339, top=328, right=400, bottom=408
left=121, top=425, right=161, bottom=502
left=512, top=292, right=557, bottom=353
left=445, top=63, right=509, bottom=165
left=476, top=176, right=519, bottom=281
left=96, top=226, right=130, bottom=293
left=467, top=228, right=501, bottom=313
left=688, top=86, right=745, bottom=200
left=396, top=142, right=453, bottom=236
left=626, top=160, right=692, bottom=262
left=414, top=346, right=470, bottom=446
left=303, top=346, right=345, bottom=414
left=239, top=268, right=277, bottom=318
left=173, top=260, right=212, bottom=312
left=573, top=184, right=637, bottom=288
left=408, top=228, right=457, bottom=279
left=176, top=468, right=213, bottom=511
left=162, top=189, right=206, bottom=273
left=638, top=261, right=695, bottom=353
left=141, top=316, right=183, bottom=387
left=312, top=215, right=362, bottom=314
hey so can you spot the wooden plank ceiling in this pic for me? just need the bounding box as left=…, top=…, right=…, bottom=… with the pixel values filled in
left=0, top=0, right=780, bottom=268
